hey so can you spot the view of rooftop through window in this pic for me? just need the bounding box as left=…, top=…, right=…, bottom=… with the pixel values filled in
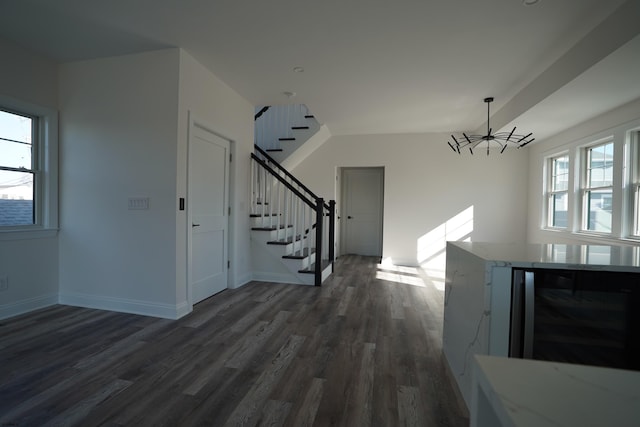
left=0, top=109, right=35, bottom=226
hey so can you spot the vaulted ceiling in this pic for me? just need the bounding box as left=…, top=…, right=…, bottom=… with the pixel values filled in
left=1, top=0, right=639, bottom=141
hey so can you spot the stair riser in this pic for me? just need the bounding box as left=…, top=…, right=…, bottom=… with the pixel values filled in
left=250, top=228, right=295, bottom=245
left=267, top=240, right=306, bottom=256
left=298, top=263, right=333, bottom=286
left=282, top=255, right=313, bottom=271
left=250, top=215, right=283, bottom=228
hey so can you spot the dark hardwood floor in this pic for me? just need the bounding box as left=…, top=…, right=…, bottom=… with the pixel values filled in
left=0, top=255, right=468, bottom=426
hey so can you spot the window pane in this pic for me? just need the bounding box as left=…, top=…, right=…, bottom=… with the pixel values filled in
left=1, top=110, right=33, bottom=170
left=0, top=170, right=34, bottom=226
left=586, top=189, right=612, bottom=232
left=0, top=139, right=32, bottom=169
left=590, top=144, right=605, bottom=163
left=552, top=156, right=569, bottom=191
left=587, top=142, right=613, bottom=187
left=551, top=193, right=568, bottom=228
left=0, top=110, right=33, bottom=144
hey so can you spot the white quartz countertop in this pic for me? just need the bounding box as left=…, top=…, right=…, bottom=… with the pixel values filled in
left=472, top=355, right=640, bottom=427
left=449, top=241, right=640, bottom=272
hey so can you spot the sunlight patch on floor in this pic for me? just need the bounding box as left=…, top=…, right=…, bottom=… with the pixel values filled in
left=376, top=264, right=426, bottom=287
left=421, top=267, right=445, bottom=291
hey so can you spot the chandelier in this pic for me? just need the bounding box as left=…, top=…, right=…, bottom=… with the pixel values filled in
left=447, top=97, right=535, bottom=155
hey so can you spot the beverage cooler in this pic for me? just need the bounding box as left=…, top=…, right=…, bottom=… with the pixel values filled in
left=510, top=268, right=640, bottom=371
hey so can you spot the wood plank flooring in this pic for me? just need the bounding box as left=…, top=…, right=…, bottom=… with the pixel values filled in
left=0, top=255, right=468, bottom=426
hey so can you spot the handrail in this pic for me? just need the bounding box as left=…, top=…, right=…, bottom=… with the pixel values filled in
left=254, top=145, right=330, bottom=211
left=254, top=106, right=270, bottom=120
left=251, top=153, right=315, bottom=208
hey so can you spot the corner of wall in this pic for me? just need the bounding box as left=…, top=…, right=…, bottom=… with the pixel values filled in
left=281, top=125, right=332, bottom=171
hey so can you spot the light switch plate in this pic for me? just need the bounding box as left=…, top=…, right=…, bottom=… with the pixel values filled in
left=128, top=197, right=150, bottom=210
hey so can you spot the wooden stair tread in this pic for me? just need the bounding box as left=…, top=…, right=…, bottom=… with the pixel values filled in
left=251, top=224, right=292, bottom=231
left=278, top=137, right=295, bottom=141
left=282, top=248, right=314, bottom=259
left=266, top=148, right=283, bottom=152
left=267, top=235, right=303, bottom=245
left=291, top=126, right=310, bottom=130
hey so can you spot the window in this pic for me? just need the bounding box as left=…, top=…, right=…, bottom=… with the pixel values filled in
left=0, top=98, right=57, bottom=234
left=0, top=109, right=37, bottom=227
left=542, top=118, right=640, bottom=242
left=547, top=154, right=569, bottom=228
left=631, top=132, right=640, bottom=237
left=582, top=141, right=614, bottom=233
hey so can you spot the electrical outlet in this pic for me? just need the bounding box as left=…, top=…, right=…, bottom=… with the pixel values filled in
left=0, top=276, right=8, bottom=292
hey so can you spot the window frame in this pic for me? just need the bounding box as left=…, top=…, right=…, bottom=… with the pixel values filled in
left=545, top=153, right=569, bottom=229
left=628, top=130, right=640, bottom=238
left=0, top=108, right=39, bottom=226
left=0, top=95, right=58, bottom=239
left=580, top=139, right=614, bottom=234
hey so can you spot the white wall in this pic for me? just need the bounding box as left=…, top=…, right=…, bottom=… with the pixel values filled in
left=527, top=97, right=640, bottom=245
left=0, top=39, right=59, bottom=319
left=1, top=44, right=254, bottom=320
left=176, top=50, right=254, bottom=304
left=58, top=49, right=183, bottom=318
left=291, top=133, right=529, bottom=271
left=0, top=38, right=58, bottom=109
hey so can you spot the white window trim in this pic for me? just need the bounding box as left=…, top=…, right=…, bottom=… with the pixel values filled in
left=545, top=153, right=569, bottom=230
left=0, top=95, right=58, bottom=240
left=579, top=139, right=615, bottom=234
left=626, top=129, right=640, bottom=239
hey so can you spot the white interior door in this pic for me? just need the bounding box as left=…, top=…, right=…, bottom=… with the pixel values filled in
left=189, top=123, right=230, bottom=304
left=341, top=167, right=384, bottom=256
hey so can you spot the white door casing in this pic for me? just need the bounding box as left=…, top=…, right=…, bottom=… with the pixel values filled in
left=341, top=167, right=384, bottom=256
left=188, top=121, right=230, bottom=304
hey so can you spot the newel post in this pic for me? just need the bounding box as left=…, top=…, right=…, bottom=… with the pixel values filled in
left=328, top=200, right=336, bottom=270
left=314, top=197, right=324, bottom=286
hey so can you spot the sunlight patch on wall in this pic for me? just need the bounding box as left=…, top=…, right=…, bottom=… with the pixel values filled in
left=417, top=206, right=474, bottom=288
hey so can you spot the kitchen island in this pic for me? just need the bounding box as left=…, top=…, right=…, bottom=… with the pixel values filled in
left=443, top=241, right=640, bottom=408
left=471, top=355, right=640, bottom=427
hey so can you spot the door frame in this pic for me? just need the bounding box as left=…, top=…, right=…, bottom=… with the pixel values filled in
left=186, top=112, right=235, bottom=307
left=338, top=166, right=384, bottom=257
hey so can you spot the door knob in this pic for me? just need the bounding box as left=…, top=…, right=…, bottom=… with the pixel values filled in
left=347, top=216, right=353, bottom=219
left=192, top=223, right=201, bottom=227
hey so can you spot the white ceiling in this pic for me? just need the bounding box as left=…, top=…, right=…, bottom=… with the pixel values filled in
left=1, top=0, right=638, bottom=141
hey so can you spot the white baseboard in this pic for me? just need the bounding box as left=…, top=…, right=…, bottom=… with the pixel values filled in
left=175, top=300, right=192, bottom=319
left=230, top=272, right=253, bottom=289
left=251, top=271, right=302, bottom=285
left=59, top=292, right=187, bottom=320
left=0, top=293, right=58, bottom=321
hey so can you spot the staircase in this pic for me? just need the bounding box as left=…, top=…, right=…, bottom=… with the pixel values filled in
left=254, top=104, right=321, bottom=162
left=251, top=146, right=335, bottom=286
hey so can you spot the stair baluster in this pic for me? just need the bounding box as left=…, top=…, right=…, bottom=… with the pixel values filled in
left=293, top=193, right=299, bottom=254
